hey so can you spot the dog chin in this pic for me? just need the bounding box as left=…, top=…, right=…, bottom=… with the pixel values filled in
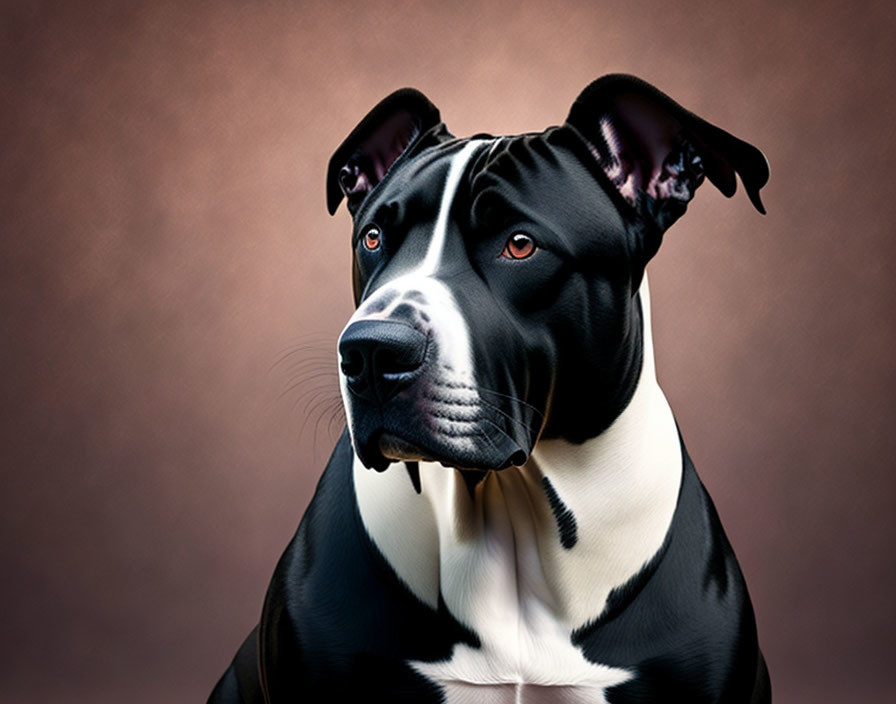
left=355, top=430, right=528, bottom=473
left=379, top=433, right=434, bottom=463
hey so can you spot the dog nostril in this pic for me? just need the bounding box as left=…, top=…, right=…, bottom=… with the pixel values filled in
left=375, top=347, right=422, bottom=375
left=341, top=350, right=364, bottom=379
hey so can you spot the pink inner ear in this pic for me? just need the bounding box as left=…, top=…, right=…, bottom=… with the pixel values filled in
left=595, top=95, right=704, bottom=210
left=610, top=96, right=682, bottom=200
left=598, top=118, right=639, bottom=203
left=359, top=110, right=419, bottom=183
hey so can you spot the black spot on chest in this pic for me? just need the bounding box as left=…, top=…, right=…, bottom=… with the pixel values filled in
left=542, top=476, right=578, bottom=549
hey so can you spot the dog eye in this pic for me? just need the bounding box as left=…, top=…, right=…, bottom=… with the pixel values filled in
left=362, top=225, right=382, bottom=252
left=501, top=232, right=536, bottom=260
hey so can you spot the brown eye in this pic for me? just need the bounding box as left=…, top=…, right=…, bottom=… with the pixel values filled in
left=501, top=232, right=536, bottom=260
left=363, top=226, right=381, bottom=251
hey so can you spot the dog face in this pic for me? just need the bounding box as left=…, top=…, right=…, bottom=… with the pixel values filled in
left=328, top=76, right=767, bottom=472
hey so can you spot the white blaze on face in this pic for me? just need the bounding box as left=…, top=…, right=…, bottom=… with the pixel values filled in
left=338, top=141, right=486, bottom=454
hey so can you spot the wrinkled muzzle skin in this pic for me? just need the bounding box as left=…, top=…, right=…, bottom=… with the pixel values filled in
left=338, top=129, right=644, bottom=473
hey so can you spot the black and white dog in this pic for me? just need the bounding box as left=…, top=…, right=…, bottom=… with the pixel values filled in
left=210, top=74, right=771, bottom=703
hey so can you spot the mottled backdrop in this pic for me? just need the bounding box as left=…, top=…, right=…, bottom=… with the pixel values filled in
left=2, top=1, right=894, bottom=702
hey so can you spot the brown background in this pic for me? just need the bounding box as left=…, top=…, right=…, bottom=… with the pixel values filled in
left=2, top=1, right=894, bottom=702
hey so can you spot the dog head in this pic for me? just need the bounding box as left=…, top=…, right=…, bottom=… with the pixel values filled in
left=328, top=75, right=767, bottom=472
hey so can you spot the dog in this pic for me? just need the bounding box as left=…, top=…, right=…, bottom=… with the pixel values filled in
left=209, top=74, right=771, bottom=703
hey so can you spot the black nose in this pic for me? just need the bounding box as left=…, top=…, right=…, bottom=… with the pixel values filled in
left=338, top=320, right=427, bottom=403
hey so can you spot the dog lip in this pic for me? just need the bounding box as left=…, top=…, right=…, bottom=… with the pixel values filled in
left=376, top=432, right=529, bottom=471
left=378, top=433, right=434, bottom=462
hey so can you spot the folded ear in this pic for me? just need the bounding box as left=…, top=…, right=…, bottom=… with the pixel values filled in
left=326, top=88, right=446, bottom=216
left=565, top=74, right=768, bottom=240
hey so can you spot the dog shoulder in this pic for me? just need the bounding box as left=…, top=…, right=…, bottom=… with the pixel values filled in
left=572, top=444, right=766, bottom=702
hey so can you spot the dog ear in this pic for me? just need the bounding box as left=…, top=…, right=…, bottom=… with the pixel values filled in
left=327, top=89, right=446, bottom=216
left=565, top=74, right=768, bottom=249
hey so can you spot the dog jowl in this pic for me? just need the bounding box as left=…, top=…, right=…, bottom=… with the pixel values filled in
left=210, top=75, right=771, bottom=704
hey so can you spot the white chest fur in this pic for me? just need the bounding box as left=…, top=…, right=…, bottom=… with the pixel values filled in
left=351, top=278, right=682, bottom=701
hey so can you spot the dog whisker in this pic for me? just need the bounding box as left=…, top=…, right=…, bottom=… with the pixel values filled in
left=476, top=396, right=541, bottom=435
left=278, top=375, right=340, bottom=402
left=276, top=357, right=339, bottom=379
left=312, top=397, right=345, bottom=454
left=298, top=393, right=343, bottom=442
left=270, top=333, right=340, bottom=371
left=475, top=423, right=502, bottom=456
left=325, top=404, right=347, bottom=439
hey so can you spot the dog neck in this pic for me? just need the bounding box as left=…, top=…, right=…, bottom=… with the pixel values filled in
left=351, top=274, right=682, bottom=629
